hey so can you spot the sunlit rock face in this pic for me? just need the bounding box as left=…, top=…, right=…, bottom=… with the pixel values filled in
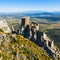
left=0, top=19, right=11, bottom=33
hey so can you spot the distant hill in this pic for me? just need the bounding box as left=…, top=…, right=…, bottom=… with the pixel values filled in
left=0, top=11, right=60, bottom=22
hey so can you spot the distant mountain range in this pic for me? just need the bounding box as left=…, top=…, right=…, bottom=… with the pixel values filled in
left=0, top=11, right=60, bottom=16
left=0, top=11, right=60, bottom=21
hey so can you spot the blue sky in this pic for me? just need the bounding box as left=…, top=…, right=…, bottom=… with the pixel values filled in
left=0, top=0, right=60, bottom=12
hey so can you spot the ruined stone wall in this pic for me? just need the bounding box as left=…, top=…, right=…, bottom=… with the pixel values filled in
left=19, top=16, right=55, bottom=50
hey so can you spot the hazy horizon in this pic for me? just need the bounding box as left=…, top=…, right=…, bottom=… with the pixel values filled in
left=0, top=0, right=60, bottom=13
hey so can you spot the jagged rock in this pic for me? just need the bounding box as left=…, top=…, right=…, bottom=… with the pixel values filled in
left=0, top=19, right=11, bottom=33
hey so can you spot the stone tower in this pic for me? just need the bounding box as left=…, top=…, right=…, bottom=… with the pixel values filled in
left=20, top=16, right=30, bottom=35
left=21, top=16, right=30, bottom=27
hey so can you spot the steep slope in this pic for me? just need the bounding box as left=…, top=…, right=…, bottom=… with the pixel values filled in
left=0, top=32, right=56, bottom=60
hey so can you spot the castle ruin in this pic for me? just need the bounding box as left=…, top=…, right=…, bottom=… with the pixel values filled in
left=17, top=16, right=60, bottom=58
left=18, top=16, right=54, bottom=49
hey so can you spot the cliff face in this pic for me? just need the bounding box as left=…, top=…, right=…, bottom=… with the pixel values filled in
left=0, top=31, right=55, bottom=60
left=0, top=19, right=11, bottom=33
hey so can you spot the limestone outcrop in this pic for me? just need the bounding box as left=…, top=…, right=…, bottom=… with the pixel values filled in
left=0, top=18, right=11, bottom=33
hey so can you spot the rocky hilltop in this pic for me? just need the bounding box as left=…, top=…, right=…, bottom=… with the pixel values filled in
left=0, top=17, right=59, bottom=60
left=17, top=16, right=60, bottom=59
left=0, top=18, right=11, bottom=33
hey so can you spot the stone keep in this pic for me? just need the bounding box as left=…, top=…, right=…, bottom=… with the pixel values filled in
left=21, top=16, right=30, bottom=27
left=20, top=16, right=30, bottom=35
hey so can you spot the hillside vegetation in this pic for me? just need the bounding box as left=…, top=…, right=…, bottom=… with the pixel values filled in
left=0, top=31, right=56, bottom=60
